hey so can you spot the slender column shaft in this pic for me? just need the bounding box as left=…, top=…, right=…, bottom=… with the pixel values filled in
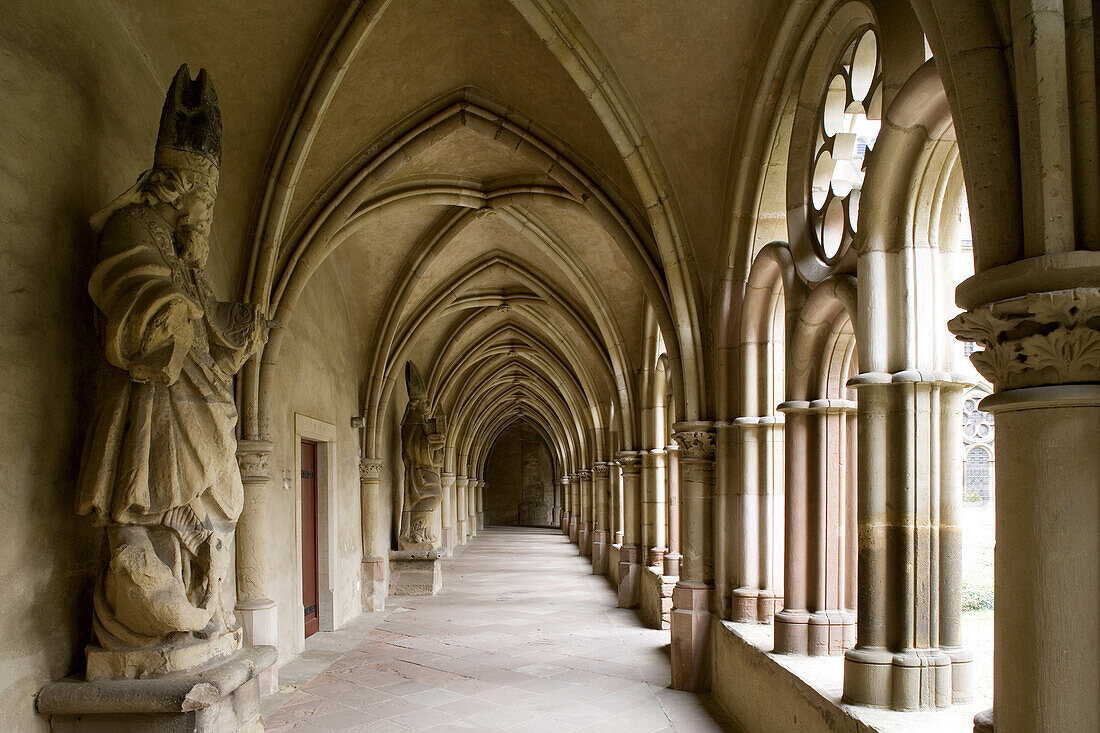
left=235, top=439, right=277, bottom=694
left=714, top=421, right=733, bottom=619
left=734, top=419, right=761, bottom=606
left=613, top=463, right=625, bottom=544
left=617, top=452, right=642, bottom=546
left=578, top=469, right=593, bottom=556
left=642, top=450, right=667, bottom=564
left=441, top=471, right=456, bottom=556
left=615, top=451, right=644, bottom=609
left=594, top=463, right=610, bottom=531
left=664, top=445, right=682, bottom=576
left=779, top=404, right=808, bottom=609
left=467, top=479, right=478, bottom=537
left=476, top=480, right=484, bottom=530
left=455, top=476, right=469, bottom=544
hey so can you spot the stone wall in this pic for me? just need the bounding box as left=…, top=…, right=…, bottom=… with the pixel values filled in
left=484, top=426, right=556, bottom=526
left=0, top=4, right=175, bottom=730
left=637, top=566, right=675, bottom=630
left=712, top=623, right=864, bottom=733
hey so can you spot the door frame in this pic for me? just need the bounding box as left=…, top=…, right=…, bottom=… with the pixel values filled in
left=293, top=413, right=337, bottom=635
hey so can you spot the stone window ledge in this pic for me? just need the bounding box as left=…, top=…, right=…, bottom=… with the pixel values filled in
left=715, top=621, right=989, bottom=732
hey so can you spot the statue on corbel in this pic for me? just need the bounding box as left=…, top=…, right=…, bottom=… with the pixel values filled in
left=74, top=65, right=274, bottom=677
left=396, top=361, right=447, bottom=550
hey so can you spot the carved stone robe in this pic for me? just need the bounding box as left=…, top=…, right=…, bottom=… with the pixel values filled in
left=399, top=401, right=445, bottom=545
left=77, top=202, right=262, bottom=534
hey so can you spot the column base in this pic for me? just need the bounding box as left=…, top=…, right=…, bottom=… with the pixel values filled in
left=662, top=551, right=682, bottom=577
left=235, top=599, right=278, bottom=695
left=648, top=546, right=666, bottom=568
left=360, top=557, right=387, bottom=612
left=578, top=521, right=592, bottom=557
left=559, top=510, right=568, bottom=533
left=617, top=544, right=641, bottom=608
left=389, top=549, right=443, bottom=596
left=37, top=645, right=276, bottom=733
left=731, top=587, right=782, bottom=623
left=568, top=516, right=578, bottom=543
left=844, top=645, right=965, bottom=710
left=670, top=582, right=712, bottom=691
left=774, top=608, right=854, bottom=655
left=591, top=530, right=609, bottom=574
left=467, top=517, right=477, bottom=538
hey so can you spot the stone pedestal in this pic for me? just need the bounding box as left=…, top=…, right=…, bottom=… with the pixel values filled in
left=441, top=527, right=456, bottom=557
left=234, top=600, right=278, bottom=696
left=617, top=543, right=640, bottom=608
left=568, top=514, right=578, bottom=542
left=389, top=549, right=443, bottom=596
left=476, top=512, right=484, bottom=530
left=360, top=556, right=387, bottom=612
left=578, top=520, right=591, bottom=557
left=591, top=529, right=609, bottom=574
left=670, top=583, right=711, bottom=692
left=37, top=646, right=276, bottom=733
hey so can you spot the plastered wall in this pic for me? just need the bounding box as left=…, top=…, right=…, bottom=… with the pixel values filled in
left=484, top=426, right=556, bottom=526
left=267, top=260, right=366, bottom=663
left=0, top=3, right=179, bottom=729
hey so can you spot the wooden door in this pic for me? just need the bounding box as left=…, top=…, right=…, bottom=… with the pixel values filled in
left=301, top=440, right=319, bottom=638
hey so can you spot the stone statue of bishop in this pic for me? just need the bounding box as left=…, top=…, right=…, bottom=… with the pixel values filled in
left=75, top=65, right=269, bottom=678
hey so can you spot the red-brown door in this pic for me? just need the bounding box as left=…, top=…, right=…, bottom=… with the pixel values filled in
left=301, top=440, right=319, bottom=638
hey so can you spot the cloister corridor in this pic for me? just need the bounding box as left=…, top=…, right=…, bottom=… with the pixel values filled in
left=262, top=527, right=734, bottom=732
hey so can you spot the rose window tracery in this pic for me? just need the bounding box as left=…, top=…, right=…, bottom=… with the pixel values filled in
left=810, top=29, right=882, bottom=261
left=962, top=390, right=995, bottom=444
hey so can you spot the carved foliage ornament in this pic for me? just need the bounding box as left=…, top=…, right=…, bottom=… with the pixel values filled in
left=673, top=430, right=717, bottom=460
left=592, top=463, right=611, bottom=478
left=359, top=458, right=383, bottom=480
left=948, top=288, right=1100, bottom=390
left=615, top=451, right=642, bottom=471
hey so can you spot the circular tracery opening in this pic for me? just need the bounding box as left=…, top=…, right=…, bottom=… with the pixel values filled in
left=810, top=28, right=882, bottom=261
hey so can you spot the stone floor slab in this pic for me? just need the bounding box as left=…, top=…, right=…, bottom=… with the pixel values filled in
left=264, top=527, right=734, bottom=731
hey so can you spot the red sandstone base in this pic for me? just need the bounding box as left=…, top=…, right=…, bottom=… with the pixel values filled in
left=670, top=582, right=712, bottom=692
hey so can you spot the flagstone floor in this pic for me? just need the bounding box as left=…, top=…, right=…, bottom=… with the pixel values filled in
left=262, top=526, right=735, bottom=732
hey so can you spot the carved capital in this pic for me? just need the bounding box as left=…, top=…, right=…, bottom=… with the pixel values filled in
left=948, top=287, right=1100, bottom=390
left=615, top=450, right=642, bottom=473
left=359, top=458, right=383, bottom=481
left=672, top=421, right=717, bottom=461
left=236, top=439, right=274, bottom=483
left=592, top=463, right=611, bottom=479
left=577, top=469, right=592, bottom=481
